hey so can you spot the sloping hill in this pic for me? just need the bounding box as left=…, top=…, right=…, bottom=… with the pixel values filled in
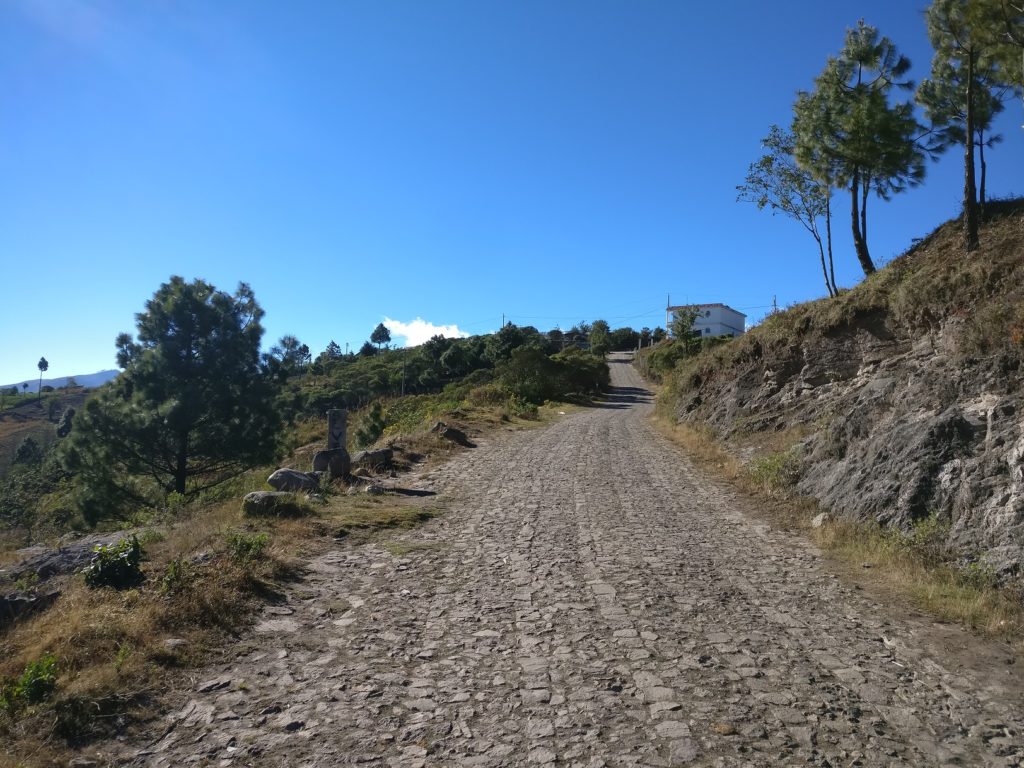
left=658, top=199, right=1024, bottom=575
left=1, top=370, right=119, bottom=394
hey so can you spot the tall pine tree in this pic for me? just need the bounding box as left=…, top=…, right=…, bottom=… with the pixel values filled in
left=793, top=21, right=926, bottom=276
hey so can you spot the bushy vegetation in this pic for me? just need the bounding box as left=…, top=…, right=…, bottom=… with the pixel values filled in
left=82, top=536, right=144, bottom=590
left=0, top=654, right=58, bottom=715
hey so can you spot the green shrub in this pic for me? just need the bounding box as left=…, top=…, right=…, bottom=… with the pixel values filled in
left=885, top=512, right=951, bottom=566
left=159, top=557, right=191, bottom=595
left=498, top=346, right=559, bottom=404
left=1, top=653, right=58, bottom=715
left=83, top=536, right=143, bottom=589
left=226, top=531, right=270, bottom=564
left=746, top=450, right=802, bottom=493
left=354, top=402, right=386, bottom=448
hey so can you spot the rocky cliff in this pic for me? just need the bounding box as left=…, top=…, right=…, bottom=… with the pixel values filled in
left=664, top=200, right=1024, bottom=576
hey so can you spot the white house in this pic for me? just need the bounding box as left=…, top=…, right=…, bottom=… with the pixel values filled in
left=666, top=303, right=746, bottom=338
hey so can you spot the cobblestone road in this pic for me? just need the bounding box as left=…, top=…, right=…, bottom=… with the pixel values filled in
left=120, top=354, right=1024, bottom=767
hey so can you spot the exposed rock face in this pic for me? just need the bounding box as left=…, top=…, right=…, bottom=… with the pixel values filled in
left=267, top=469, right=320, bottom=492
left=312, top=448, right=351, bottom=479
left=676, top=317, right=1024, bottom=575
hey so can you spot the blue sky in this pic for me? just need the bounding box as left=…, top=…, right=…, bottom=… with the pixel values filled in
left=2, top=0, right=1021, bottom=384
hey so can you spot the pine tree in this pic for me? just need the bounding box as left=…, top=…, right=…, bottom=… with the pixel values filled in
left=62, top=277, right=280, bottom=514
left=370, top=323, right=391, bottom=350
left=920, top=0, right=1007, bottom=250
left=793, top=21, right=926, bottom=276
left=36, top=357, right=48, bottom=401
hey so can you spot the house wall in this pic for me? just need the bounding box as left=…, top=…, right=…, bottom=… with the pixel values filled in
left=666, top=305, right=745, bottom=338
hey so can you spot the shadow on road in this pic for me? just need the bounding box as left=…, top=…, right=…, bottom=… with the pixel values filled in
left=590, top=385, right=653, bottom=409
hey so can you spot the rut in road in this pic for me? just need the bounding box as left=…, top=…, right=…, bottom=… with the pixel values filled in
left=120, top=353, right=1024, bottom=767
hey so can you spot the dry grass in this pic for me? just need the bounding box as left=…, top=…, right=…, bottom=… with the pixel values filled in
left=661, top=199, right=1024, bottom=402
left=654, top=417, right=1024, bottom=650
left=0, top=483, right=441, bottom=767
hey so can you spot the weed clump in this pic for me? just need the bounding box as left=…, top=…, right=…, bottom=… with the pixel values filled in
left=226, top=531, right=270, bottom=564
left=0, top=653, right=58, bottom=715
left=83, top=535, right=143, bottom=589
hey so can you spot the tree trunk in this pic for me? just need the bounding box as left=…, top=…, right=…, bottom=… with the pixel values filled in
left=174, top=436, right=188, bottom=495
left=978, top=130, right=987, bottom=214
left=850, top=172, right=875, bottom=275
left=825, top=194, right=838, bottom=295
left=964, top=52, right=980, bottom=253
left=814, top=233, right=833, bottom=298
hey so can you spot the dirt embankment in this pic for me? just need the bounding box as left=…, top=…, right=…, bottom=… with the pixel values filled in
left=664, top=200, right=1024, bottom=576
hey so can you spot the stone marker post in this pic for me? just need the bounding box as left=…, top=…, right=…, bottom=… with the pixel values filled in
left=327, top=409, right=348, bottom=451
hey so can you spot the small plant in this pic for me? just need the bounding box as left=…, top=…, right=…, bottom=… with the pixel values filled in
left=746, top=449, right=802, bottom=493
left=960, top=560, right=999, bottom=591
left=12, top=571, right=40, bottom=593
left=159, top=557, right=191, bottom=595
left=83, top=535, right=144, bottom=589
left=226, top=531, right=270, bottom=564
left=503, top=394, right=538, bottom=420
left=114, top=642, right=133, bottom=673
left=885, top=512, right=951, bottom=566
left=1, top=653, right=58, bottom=715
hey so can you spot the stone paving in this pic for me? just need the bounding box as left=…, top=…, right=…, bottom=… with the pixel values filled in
left=116, top=354, right=1024, bottom=766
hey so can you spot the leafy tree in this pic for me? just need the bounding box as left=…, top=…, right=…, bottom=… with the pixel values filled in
left=639, top=327, right=653, bottom=347
left=609, top=327, right=640, bottom=351
left=62, top=277, right=281, bottom=514
left=358, top=341, right=378, bottom=357
left=498, top=347, right=560, bottom=404
left=738, top=126, right=837, bottom=296
left=669, top=307, right=698, bottom=340
left=22, top=383, right=28, bottom=395
left=36, top=357, right=48, bottom=401
left=651, top=327, right=667, bottom=343
left=589, top=320, right=611, bottom=357
left=370, top=323, right=392, bottom=350
left=484, top=323, right=530, bottom=363
left=794, top=21, right=926, bottom=276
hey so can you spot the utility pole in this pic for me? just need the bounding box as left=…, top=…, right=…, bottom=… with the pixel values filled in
left=501, top=312, right=505, bottom=328
left=772, top=295, right=778, bottom=314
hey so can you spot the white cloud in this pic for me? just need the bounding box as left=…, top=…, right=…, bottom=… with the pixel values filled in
left=383, top=317, right=469, bottom=347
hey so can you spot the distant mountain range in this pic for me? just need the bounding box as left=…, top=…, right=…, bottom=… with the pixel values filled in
left=1, top=370, right=120, bottom=393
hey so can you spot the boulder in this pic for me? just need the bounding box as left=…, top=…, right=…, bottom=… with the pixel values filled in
left=267, top=469, right=320, bottom=493
left=312, top=448, right=351, bottom=479
left=0, top=589, right=60, bottom=629
left=242, top=491, right=309, bottom=517
left=351, top=448, right=394, bottom=470
left=811, top=512, right=830, bottom=528
left=430, top=421, right=474, bottom=447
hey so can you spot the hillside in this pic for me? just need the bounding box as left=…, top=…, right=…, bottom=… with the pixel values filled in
left=656, top=199, right=1024, bottom=576
left=0, top=370, right=119, bottom=394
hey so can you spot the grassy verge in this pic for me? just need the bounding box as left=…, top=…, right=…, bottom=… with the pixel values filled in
left=0, top=480, right=438, bottom=767
left=653, top=417, right=1024, bottom=650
